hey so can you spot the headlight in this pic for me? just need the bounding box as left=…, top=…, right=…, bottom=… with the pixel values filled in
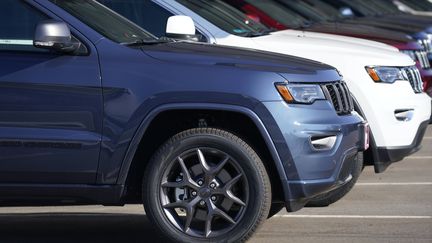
left=275, top=83, right=325, bottom=104
left=400, top=50, right=417, bottom=61
left=365, top=66, right=404, bottom=83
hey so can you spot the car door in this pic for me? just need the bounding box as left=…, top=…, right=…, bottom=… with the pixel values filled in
left=0, top=0, right=102, bottom=184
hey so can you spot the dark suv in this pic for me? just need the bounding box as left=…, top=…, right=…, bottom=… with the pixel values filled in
left=0, top=0, right=367, bottom=242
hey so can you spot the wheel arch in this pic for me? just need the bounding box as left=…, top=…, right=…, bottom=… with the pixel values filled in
left=116, top=103, right=291, bottom=202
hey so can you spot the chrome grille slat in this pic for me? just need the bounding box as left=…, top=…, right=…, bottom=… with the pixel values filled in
left=341, top=82, right=354, bottom=109
left=337, top=83, right=349, bottom=111
left=322, top=81, right=354, bottom=116
left=402, top=66, right=424, bottom=93
left=414, top=50, right=431, bottom=69
left=332, top=84, right=343, bottom=113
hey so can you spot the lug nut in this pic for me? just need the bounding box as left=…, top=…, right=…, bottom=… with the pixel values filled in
left=191, top=191, right=197, bottom=197
left=211, top=196, right=217, bottom=201
left=198, top=180, right=204, bottom=186
left=199, top=200, right=206, bottom=206
left=210, top=183, right=216, bottom=188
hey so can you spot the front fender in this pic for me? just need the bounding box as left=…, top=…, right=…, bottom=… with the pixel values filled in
left=114, top=102, right=291, bottom=186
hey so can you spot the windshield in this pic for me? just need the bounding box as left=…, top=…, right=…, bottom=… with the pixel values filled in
left=325, top=0, right=379, bottom=16
left=400, top=0, right=432, bottom=11
left=49, top=0, right=157, bottom=44
left=333, top=0, right=401, bottom=16
left=239, top=0, right=310, bottom=28
left=362, top=0, right=402, bottom=15
left=175, top=0, right=271, bottom=37
left=277, top=0, right=343, bottom=22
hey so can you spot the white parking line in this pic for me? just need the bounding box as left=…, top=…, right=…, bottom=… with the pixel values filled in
left=356, top=182, right=432, bottom=186
left=406, top=156, right=432, bottom=159
left=275, top=215, right=432, bottom=219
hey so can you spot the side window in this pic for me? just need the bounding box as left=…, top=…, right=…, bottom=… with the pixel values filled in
left=100, top=0, right=174, bottom=38
left=0, top=0, right=48, bottom=52
left=100, top=0, right=209, bottom=42
left=196, top=30, right=209, bottom=43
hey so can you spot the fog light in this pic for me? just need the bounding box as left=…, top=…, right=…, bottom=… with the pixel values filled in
left=310, top=135, right=337, bottom=150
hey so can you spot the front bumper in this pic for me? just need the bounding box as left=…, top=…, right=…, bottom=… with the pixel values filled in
left=373, top=119, right=429, bottom=172
left=262, top=100, right=365, bottom=211
left=348, top=74, right=431, bottom=149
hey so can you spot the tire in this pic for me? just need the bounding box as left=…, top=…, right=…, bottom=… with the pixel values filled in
left=143, top=128, right=271, bottom=243
left=267, top=203, right=285, bottom=219
left=306, top=152, right=363, bottom=207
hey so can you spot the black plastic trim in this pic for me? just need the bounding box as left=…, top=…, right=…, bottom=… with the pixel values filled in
left=0, top=184, right=124, bottom=206
left=374, top=120, right=429, bottom=173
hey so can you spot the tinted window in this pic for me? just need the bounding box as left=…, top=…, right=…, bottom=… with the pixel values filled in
left=50, top=0, right=156, bottom=44
left=0, top=0, right=48, bottom=52
left=176, top=0, right=270, bottom=36
left=99, top=0, right=174, bottom=38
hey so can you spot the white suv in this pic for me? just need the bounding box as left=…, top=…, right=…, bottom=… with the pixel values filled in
left=100, top=0, right=431, bottom=209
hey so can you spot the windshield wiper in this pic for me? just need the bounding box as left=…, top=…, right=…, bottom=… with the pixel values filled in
left=241, top=28, right=276, bottom=37
left=121, top=38, right=173, bottom=47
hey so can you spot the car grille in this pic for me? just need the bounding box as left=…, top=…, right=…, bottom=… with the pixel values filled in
left=321, top=81, right=354, bottom=116
left=401, top=66, right=424, bottom=93
left=418, top=39, right=432, bottom=53
left=415, top=50, right=431, bottom=69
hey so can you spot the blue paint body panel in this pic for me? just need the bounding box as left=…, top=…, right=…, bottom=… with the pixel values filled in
left=0, top=0, right=363, bottom=208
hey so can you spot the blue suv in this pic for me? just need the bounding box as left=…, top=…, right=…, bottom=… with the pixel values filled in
left=0, top=0, right=367, bottom=242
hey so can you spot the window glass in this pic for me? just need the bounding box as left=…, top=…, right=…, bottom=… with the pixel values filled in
left=50, top=0, right=156, bottom=44
left=99, top=0, right=174, bottom=38
left=0, top=0, right=48, bottom=52
left=176, top=0, right=271, bottom=37
left=241, top=0, right=309, bottom=28
left=99, top=0, right=209, bottom=42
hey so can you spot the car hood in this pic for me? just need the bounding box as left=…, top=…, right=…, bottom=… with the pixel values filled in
left=141, top=41, right=340, bottom=82
left=273, top=29, right=398, bottom=52
left=343, top=18, right=428, bottom=35
left=301, top=22, right=415, bottom=45
left=250, top=32, right=414, bottom=67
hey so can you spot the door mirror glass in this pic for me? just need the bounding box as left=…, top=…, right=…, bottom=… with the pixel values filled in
left=33, top=20, right=80, bottom=53
left=339, top=7, right=354, bottom=18
left=165, top=16, right=200, bottom=41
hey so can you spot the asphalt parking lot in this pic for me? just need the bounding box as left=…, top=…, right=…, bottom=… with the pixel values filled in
left=0, top=126, right=430, bottom=243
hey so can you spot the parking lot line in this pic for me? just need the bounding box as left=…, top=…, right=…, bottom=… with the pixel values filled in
left=406, top=156, right=432, bottom=159
left=356, top=182, right=432, bottom=186
left=275, top=215, right=432, bottom=219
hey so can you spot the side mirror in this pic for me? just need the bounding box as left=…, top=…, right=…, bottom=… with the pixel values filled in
left=166, top=16, right=200, bottom=41
left=33, top=20, right=80, bottom=53
left=339, top=7, right=354, bottom=18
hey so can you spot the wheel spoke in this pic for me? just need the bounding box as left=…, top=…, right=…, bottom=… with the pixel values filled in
left=197, top=149, right=211, bottom=172
left=213, top=173, right=246, bottom=206
left=226, top=191, right=246, bottom=207
left=205, top=213, right=213, bottom=238
left=163, top=197, right=201, bottom=233
left=183, top=206, right=195, bottom=232
left=214, top=208, right=236, bottom=225
left=210, top=155, right=229, bottom=176
left=204, top=201, right=236, bottom=237
left=198, top=149, right=230, bottom=184
left=162, top=201, right=187, bottom=209
left=177, top=157, right=200, bottom=190
left=161, top=181, right=184, bottom=188
left=225, top=174, right=242, bottom=189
